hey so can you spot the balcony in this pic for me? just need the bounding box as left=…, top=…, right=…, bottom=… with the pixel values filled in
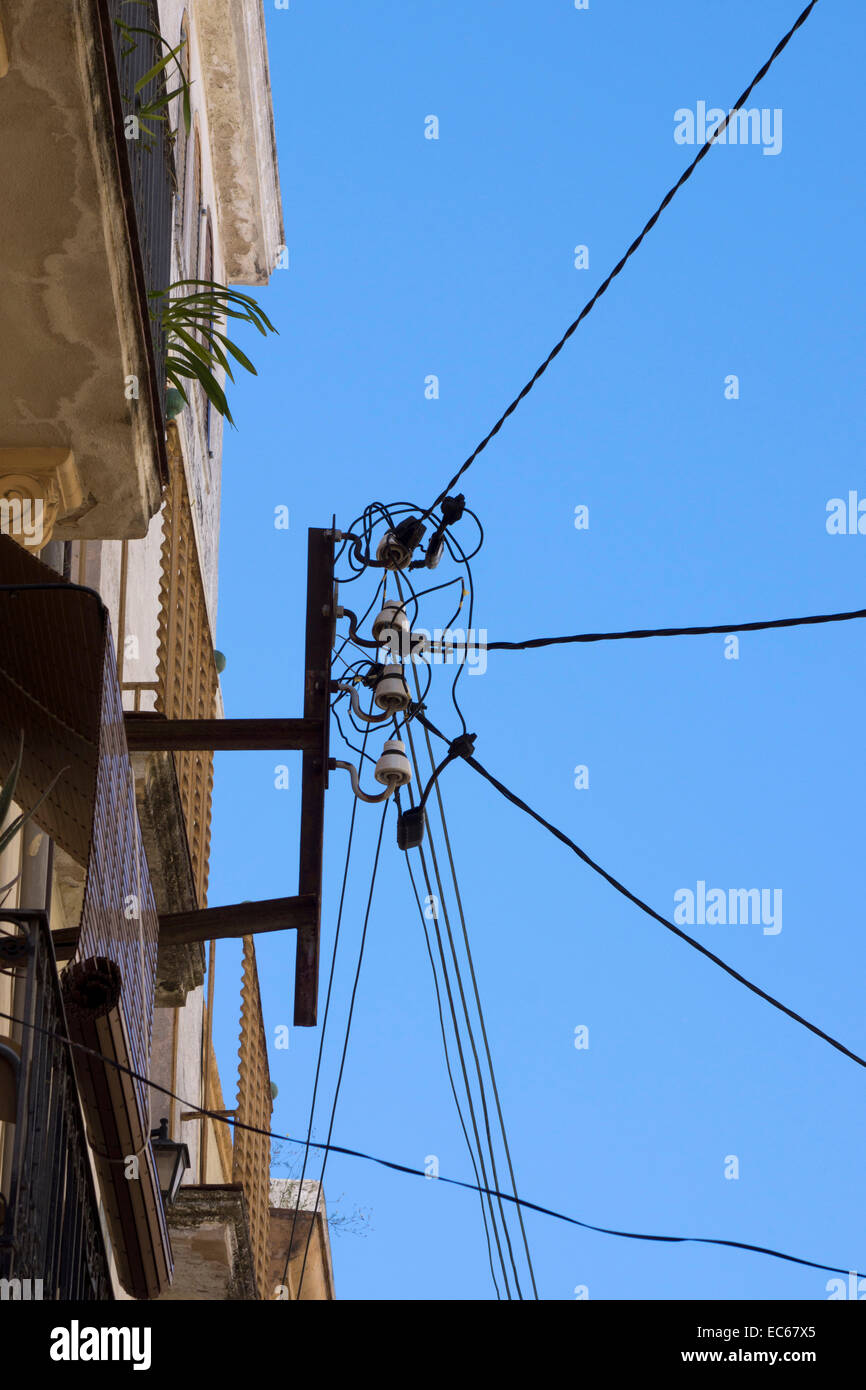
left=0, top=911, right=111, bottom=1301
left=0, top=0, right=174, bottom=542
left=0, top=534, right=173, bottom=1298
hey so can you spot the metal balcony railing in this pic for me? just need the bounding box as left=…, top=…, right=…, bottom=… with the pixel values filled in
left=0, top=911, right=112, bottom=1301
left=104, top=0, right=175, bottom=419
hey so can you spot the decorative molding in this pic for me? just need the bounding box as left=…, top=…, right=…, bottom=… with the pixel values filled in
left=156, top=423, right=218, bottom=908
left=233, top=937, right=273, bottom=1300
left=193, top=0, right=284, bottom=285
left=0, top=448, right=84, bottom=549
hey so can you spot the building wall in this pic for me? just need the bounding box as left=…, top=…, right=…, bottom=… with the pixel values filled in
left=0, top=0, right=282, bottom=1300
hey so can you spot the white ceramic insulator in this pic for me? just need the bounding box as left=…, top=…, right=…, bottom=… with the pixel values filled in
left=375, top=532, right=412, bottom=571
left=374, top=739, right=412, bottom=788
left=372, top=600, right=410, bottom=649
left=374, top=665, right=411, bottom=714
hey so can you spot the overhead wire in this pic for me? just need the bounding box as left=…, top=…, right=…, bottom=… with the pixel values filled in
left=0, top=1001, right=860, bottom=1283
left=279, top=718, right=373, bottom=1289
left=407, top=666, right=540, bottom=1299
left=414, top=711, right=866, bottom=1073
left=397, top=717, right=517, bottom=1296
left=418, top=0, right=823, bottom=520
left=480, top=605, right=866, bottom=652
left=403, top=836, right=505, bottom=1298
left=294, top=800, right=390, bottom=1298
left=399, top=703, right=527, bottom=1297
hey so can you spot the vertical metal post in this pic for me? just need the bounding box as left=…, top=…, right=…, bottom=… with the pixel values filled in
left=293, top=528, right=334, bottom=1026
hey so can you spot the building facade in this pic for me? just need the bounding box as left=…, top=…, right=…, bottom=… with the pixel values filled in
left=0, top=0, right=333, bottom=1302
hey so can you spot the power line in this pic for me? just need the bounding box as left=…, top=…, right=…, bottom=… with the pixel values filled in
left=401, top=715, right=524, bottom=1296
left=413, top=711, right=866, bottom=1073
left=280, top=722, right=372, bottom=1289
left=408, top=668, right=540, bottom=1299
left=0, top=1002, right=859, bottom=1284
left=481, top=605, right=866, bottom=653
left=420, top=0, right=822, bottom=520
left=404, top=847, right=505, bottom=1298
left=294, top=801, right=389, bottom=1297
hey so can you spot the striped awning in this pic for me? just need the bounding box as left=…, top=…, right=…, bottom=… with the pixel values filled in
left=0, top=535, right=172, bottom=1298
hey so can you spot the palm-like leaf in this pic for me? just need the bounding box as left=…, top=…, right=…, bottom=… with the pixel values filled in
left=151, top=279, right=278, bottom=427
left=114, top=7, right=192, bottom=138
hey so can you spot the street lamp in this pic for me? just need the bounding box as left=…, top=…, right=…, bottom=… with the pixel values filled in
left=150, top=1118, right=190, bottom=1205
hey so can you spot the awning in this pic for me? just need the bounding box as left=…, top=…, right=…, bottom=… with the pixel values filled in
left=0, top=535, right=172, bottom=1298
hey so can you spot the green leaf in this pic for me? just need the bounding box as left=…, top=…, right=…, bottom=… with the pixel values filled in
left=214, top=333, right=257, bottom=375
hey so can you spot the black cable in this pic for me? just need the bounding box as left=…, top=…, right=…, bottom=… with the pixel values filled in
left=279, top=720, right=372, bottom=1289
left=419, top=0, right=822, bottom=520
left=331, top=705, right=378, bottom=771
left=404, top=843, right=504, bottom=1298
left=482, top=606, right=866, bottom=652
left=441, top=532, right=475, bottom=735
left=295, top=800, right=389, bottom=1298
left=401, top=710, right=525, bottom=1296
left=414, top=711, right=866, bottom=1072
left=0, top=1003, right=859, bottom=1284
left=399, top=733, right=516, bottom=1296
left=410, top=673, right=540, bottom=1298
left=332, top=577, right=384, bottom=665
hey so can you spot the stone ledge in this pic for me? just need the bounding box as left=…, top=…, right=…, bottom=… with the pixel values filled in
left=157, top=1185, right=258, bottom=1301
left=131, top=750, right=205, bottom=1006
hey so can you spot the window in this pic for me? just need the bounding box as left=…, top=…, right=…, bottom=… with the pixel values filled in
left=183, top=124, right=202, bottom=280
left=201, top=214, right=214, bottom=450
left=172, top=15, right=191, bottom=236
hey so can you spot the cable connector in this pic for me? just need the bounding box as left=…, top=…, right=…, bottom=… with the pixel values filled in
left=448, top=732, right=476, bottom=762
left=419, top=493, right=467, bottom=570
left=376, top=517, right=427, bottom=570
left=396, top=731, right=477, bottom=852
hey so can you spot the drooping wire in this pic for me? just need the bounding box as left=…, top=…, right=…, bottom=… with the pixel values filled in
left=481, top=605, right=866, bottom=652
left=400, top=708, right=526, bottom=1297
left=332, top=576, right=385, bottom=666
left=295, top=800, right=390, bottom=1298
left=280, top=719, right=373, bottom=1290
left=403, top=836, right=504, bottom=1298
left=418, top=0, right=823, bottom=521
left=1, top=1001, right=861, bottom=1282
left=414, top=712, right=866, bottom=1072
left=410, top=676, right=540, bottom=1299
left=408, top=836, right=516, bottom=1296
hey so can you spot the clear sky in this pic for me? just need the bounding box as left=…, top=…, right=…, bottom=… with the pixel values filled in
left=208, top=0, right=866, bottom=1301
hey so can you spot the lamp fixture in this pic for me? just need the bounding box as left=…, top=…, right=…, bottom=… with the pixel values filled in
left=150, top=1117, right=191, bottom=1205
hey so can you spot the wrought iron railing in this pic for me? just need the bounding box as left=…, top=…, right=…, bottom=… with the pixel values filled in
left=104, top=0, right=175, bottom=418
left=0, top=911, right=112, bottom=1301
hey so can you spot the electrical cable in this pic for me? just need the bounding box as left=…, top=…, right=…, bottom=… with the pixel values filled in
left=332, top=577, right=384, bottom=666
left=418, top=0, right=822, bottom=520
left=295, top=800, right=390, bottom=1298
left=440, top=532, right=475, bottom=734
left=403, top=839, right=504, bottom=1298
left=481, top=605, right=866, bottom=652
left=410, top=678, right=540, bottom=1299
left=279, top=720, right=372, bottom=1289
left=401, top=710, right=526, bottom=1296
left=0, top=1002, right=859, bottom=1283
left=413, top=711, right=866, bottom=1072
left=398, top=738, right=517, bottom=1296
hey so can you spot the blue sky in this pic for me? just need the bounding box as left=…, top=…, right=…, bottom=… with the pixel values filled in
left=208, top=0, right=866, bottom=1300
